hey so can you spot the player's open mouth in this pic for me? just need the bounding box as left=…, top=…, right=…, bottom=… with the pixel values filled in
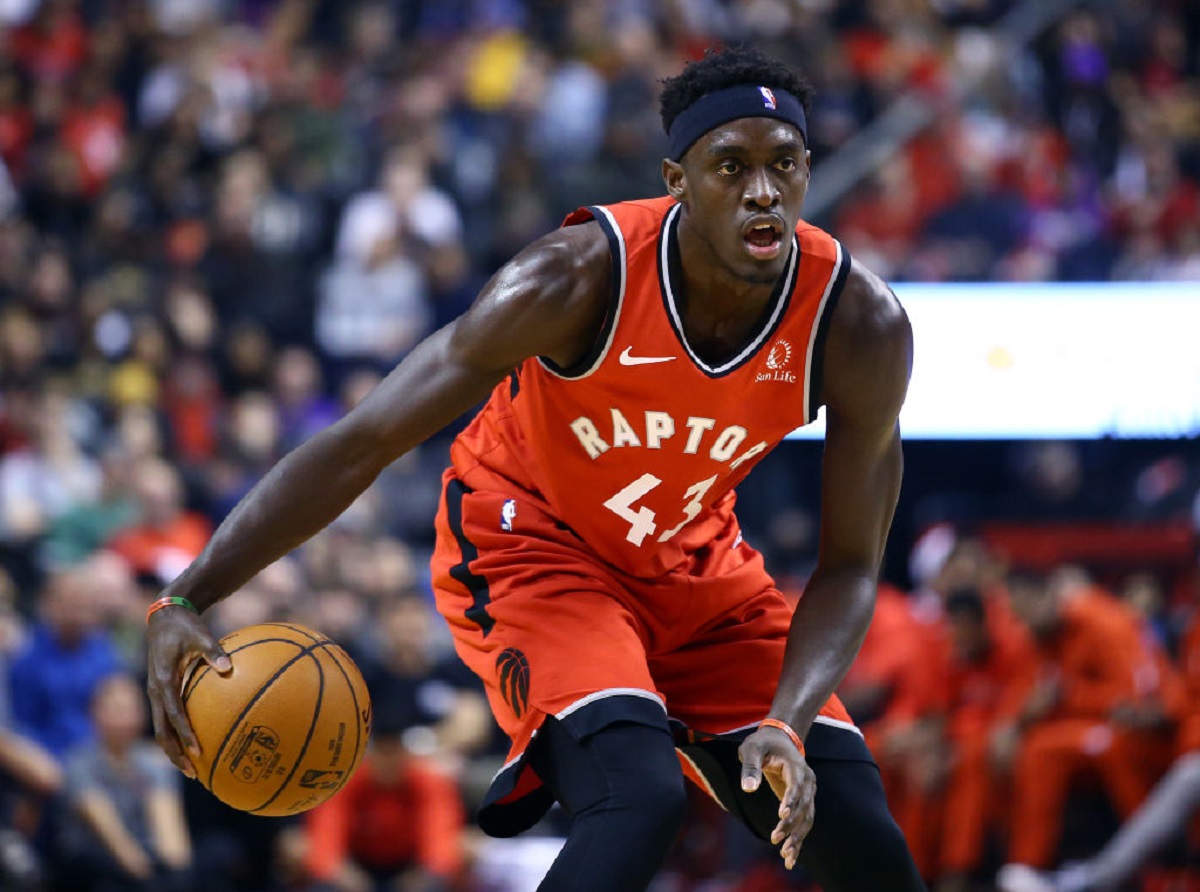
left=743, top=219, right=783, bottom=260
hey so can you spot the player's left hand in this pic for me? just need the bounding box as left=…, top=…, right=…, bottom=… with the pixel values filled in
left=739, top=726, right=816, bottom=870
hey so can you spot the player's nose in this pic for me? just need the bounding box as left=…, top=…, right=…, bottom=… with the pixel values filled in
left=743, top=168, right=779, bottom=209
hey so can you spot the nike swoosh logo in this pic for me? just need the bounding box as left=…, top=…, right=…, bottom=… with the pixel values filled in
left=619, top=347, right=676, bottom=366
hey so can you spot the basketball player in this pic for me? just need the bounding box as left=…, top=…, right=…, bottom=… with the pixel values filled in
left=146, top=47, right=925, bottom=891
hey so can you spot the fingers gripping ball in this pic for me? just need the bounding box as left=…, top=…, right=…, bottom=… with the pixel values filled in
left=182, top=623, right=372, bottom=816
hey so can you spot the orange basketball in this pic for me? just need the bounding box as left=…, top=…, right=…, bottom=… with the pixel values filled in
left=182, top=622, right=372, bottom=816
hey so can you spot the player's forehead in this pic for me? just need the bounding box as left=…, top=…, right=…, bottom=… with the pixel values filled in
left=692, top=117, right=805, bottom=158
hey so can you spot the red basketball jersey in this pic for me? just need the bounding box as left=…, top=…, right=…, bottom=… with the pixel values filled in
left=448, top=196, right=849, bottom=578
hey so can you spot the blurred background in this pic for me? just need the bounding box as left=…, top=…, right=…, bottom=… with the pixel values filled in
left=0, top=1, right=1196, bottom=891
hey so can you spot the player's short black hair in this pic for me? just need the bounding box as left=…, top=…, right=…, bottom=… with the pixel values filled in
left=659, top=46, right=814, bottom=134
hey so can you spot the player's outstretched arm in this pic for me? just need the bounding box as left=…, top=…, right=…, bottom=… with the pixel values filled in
left=147, top=221, right=611, bottom=775
left=739, top=260, right=912, bottom=867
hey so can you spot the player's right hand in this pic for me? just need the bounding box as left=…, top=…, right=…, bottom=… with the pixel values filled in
left=146, top=606, right=232, bottom=778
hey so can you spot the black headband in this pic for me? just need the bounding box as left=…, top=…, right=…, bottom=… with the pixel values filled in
left=667, top=84, right=808, bottom=162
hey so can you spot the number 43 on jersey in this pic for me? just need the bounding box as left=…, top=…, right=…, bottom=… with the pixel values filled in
left=603, top=474, right=719, bottom=546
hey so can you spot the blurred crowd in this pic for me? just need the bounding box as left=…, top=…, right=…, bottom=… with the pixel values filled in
left=841, top=533, right=1200, bottom=892
left=0, top=0, right=1197, bottom=890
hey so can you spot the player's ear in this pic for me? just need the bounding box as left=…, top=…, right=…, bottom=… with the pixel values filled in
left=662, top=159, right=686, bottom=202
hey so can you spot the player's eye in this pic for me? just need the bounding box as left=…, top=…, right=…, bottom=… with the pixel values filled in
left=717, top=160, right=741, bottom=176
left=775, top=157, right=798, bottom=172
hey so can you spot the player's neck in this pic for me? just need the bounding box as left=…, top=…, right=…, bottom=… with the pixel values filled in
left=672, top=218, right=785, bottom=360
left=674, top=219, right=781, bottom=320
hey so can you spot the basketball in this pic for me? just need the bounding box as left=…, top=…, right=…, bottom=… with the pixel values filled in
left=182, top=622, right=372, bottom=816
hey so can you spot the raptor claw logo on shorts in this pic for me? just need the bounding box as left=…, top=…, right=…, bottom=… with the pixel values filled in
left=496, top=647, right=530, bottom=719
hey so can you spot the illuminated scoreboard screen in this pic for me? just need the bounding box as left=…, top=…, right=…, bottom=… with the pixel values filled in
left=790, top=282, right=1200, bottom=440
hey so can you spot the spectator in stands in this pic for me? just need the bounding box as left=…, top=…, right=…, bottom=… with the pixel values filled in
left=994, top=570, right=1178, bottom=881
left=914, top=147, right=1031, bottom=282
left=318, top=145, right=450, bottom=370
left=302, top=702, right=466, bottom=892
left=0, top=387, right=100, bottom=549
left=55, top=672, right=193, bottom=892
left=270, top=346, right=339, bottom=453
left=268, top=824, right=330, bottom=892
left=106, top=457, right=210, bottom=587
left=362, top=596, right=492, bottom=762
left=202, top=389, right=282, bottom=523
left=0, top=569, right=60, bottom=890
left=8, top=563, right=122, bottom=758
left=40, top=443, right=138, bottom=569
left=202, top=147, right=322, bottom=345
left=336, top=144, right=463, bottom=265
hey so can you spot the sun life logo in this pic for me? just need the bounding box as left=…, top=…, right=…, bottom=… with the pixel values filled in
left=757, top=339, right=796, bottom=383
left=766, top=339, right=792, bottom=370
left=758, top=86, right=777, bottom=110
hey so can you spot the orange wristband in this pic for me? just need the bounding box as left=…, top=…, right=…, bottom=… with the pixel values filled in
left=146, top=596, right=198, bottom=624
left=760, top=718, right=805, bottom=756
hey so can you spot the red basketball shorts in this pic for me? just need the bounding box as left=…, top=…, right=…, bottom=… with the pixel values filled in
left=429, top=468, right=856, bottom=836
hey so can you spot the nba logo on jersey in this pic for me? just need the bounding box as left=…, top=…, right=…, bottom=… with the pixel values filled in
left=501, top=499, right=517, bottom=532
left=758, top=86, right=777, bottom=109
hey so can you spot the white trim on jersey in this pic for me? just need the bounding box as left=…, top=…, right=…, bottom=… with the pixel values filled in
left=660, top=202, right=799, bottom=376
left=554, top=687, right=666, bottom=720
left=489, top=750, right=529, bottom=782
left=690, top=714, right=865, bottom=740
left=802, top=239, right=846, bottom=424
left=537, top=204, right=627, bottom=380
left=812, top=713, right=864, bottom=738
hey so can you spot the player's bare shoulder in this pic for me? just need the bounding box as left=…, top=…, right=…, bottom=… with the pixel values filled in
left=821, top=260, right=913, bottom=423
left=450, top=221, right=612, bottom=374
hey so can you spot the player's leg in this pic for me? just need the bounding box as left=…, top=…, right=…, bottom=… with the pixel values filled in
left=800, top=749, right=929, bottom=891
left=525, top=717, right=687, bottom=892
left=1006, top=720, right=1091, bottom=869
left=648, top=539, right=927, bottom=891
left=939, top=729, right=997, bottom=888
left=430, top=475, right=689, bottom=890
left=674, top=723, right=927, bottom=891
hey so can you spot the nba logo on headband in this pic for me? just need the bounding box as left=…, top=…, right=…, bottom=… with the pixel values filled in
left=666, top=84, right=807, bottom=160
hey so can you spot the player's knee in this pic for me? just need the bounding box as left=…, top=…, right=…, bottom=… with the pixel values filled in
left=643, top=765, right=689, bottom=834
left=802, top=762, right=925, bottom=892
left=545, top=719, right=688, bottom=848
left=602, top=758, right=688, bottom=843
left=840, top=808, right=924, bottom=890
left=870, top=810, right=917, bottom=870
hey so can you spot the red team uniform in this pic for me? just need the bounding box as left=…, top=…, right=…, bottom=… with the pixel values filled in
left=430, top=196, right=857, bottom=835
